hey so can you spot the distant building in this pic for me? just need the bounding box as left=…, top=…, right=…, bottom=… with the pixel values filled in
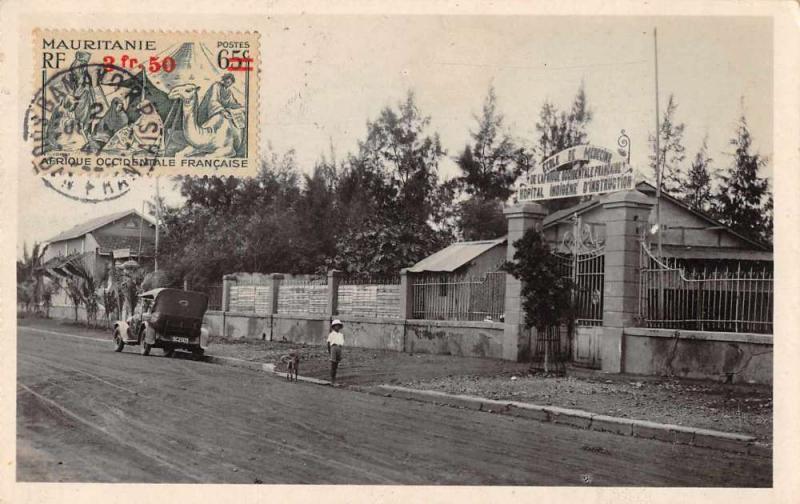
left=541, top=181, right=772, bottom=268
left=42, top=209, right=156, bottom=308
left=408, top=183, right=772, bottom=324
left=413, top=182, right=771, bottom=273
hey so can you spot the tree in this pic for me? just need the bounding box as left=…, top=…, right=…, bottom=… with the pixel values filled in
left=17, top=282, right=34, bottom=313
left=295, top=159, right=339, bottom=273
left=453, top=87, right=524, bottom=240
left=502, top=227, right=574, bottom=373
left=649, top=94, right=687, bottom=197
left=457, top=197, right=507, bottom=242
left=160, top=149, right=306, bottom=285
left=713, top=113, right=772, bottom=244
left=40, top=280, right=58, bottom=318
left=532, top=83, right=593, bottom=211
left=360, top=91, right=447, bottom=223
left=332, top=91, right=452, bottom=273
left=536, top=84, right=592, bottom=160
left=111, top=262, right=148, bottom=320
left=17, top=242, right=47, bottom=313
left=503, top=228, right=574, bottom=332
left=64, top=276, right=83, bottom=322
left=101, top=286, right=118, bottom=329
left=64, top=256, right=103, bottom=328
left=455, top=87, right=521, bottom=200
left=683, top=135, right=715, bottom=211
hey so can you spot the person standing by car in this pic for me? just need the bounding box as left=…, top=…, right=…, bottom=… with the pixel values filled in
left=327, top=320, right=345, bottom=385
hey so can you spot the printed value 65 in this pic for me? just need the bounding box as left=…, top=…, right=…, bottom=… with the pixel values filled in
left=218, top=49, right=253, bottom=71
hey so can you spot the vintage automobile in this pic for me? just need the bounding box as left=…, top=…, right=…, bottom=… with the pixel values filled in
left=112, top=288, right=209, bottom=357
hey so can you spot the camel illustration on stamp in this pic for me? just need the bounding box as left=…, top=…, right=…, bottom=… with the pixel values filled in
left=167, top=81, right=244, bottom=158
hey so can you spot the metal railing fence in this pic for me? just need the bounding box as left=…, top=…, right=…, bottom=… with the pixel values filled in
left=411, top=271, right=505, bottom=321
left=639, top=243, right=773, bottom=334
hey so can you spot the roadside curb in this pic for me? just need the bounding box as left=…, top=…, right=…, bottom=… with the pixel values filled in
left=373, top=385, right=769, bottom=456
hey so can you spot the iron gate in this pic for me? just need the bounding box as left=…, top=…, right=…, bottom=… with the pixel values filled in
left=552, top=215, right=605, bottom=368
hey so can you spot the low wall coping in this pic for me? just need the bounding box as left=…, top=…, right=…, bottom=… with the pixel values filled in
left=273, top=313, right=329, bottom=322
left=223, top=311, right=271, bottom=319
left=336, top=315, right=406, bottom=325
left=624, top=327, right=773, bottom=345
left=406, top=319, right=504, bottom=331
left=205, top=310, right=271, bottom=319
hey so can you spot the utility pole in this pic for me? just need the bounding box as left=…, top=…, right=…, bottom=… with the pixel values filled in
left=654, top=27, right=664, bottom=318
left=138, top=200, right=144, bottom=261
left=654, top=28, right=663, bottom=260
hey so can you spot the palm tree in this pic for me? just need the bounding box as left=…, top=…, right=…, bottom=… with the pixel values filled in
left=17, top=242, right=47, bottom=314
left=63, top=255, right=104, bottom=328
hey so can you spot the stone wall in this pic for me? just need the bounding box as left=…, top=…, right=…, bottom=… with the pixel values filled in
left=204, top=310, right=272, bottom=341
left=405, top=320, right=504, bottom=358
left=201, top=310, right=503, bottom=358
left=622, top=327, right=772, bottom=384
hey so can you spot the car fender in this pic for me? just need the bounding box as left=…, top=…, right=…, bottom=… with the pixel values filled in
left=200, top=327, right=209, bottom=349
left=113, top=321, right=133, bottom=342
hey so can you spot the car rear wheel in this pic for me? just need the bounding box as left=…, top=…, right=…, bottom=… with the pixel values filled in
left=113, top=330, right=124, bottom=352
left=192, top=347, right=205, bottom=358
left=163, top=347, right=175, bottom=358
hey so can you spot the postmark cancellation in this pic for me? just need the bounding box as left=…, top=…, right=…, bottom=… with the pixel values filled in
left=25, top=29, right=259, bottom=177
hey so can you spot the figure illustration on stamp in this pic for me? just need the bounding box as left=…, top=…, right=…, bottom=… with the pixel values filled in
left=38, top=44, right=247, bottom=160
left=166, top=73, right=245, bottom=158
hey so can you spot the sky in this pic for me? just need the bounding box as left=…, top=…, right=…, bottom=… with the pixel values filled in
left=17, top=15, right=773, bottom=257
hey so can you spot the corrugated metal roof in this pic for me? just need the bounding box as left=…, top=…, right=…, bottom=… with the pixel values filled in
left=46, top=209, right=154, bottom=244
left=407, top=237, right=506, bottom=273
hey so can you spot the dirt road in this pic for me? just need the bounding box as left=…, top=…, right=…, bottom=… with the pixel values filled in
left=16, top=323, right=771, bottom=485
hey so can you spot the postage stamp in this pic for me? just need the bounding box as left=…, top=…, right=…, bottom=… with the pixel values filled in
left=24, top=29, right=259, bottom=177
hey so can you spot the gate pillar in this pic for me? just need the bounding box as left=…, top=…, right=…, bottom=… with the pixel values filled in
left=600, top=190, right=653, bottom=373
left=502, top=202, right=548, bottom=361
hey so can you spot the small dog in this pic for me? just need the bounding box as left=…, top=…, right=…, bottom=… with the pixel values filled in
left=280, top=351, right=300, bottom=381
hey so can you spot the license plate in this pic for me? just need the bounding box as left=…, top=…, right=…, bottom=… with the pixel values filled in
left=173, top=337, right=189, bottom=344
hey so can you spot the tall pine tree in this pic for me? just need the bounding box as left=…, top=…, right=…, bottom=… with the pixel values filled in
left=713, top=113, right=772, bottom=245
left=454, top=86, right=523, bottom=240
left=648, top=94, right=687, bottom=198
left=456, top=86, right=520, bottom=200
left=532, top=83, right=593, bottom=212
left=330, top=91, right=453, bottom=274
left=684, top=135, right=714, bottom=212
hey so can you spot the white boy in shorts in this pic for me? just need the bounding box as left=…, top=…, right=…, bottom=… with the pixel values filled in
left=327, top=320, right=344, bottom=385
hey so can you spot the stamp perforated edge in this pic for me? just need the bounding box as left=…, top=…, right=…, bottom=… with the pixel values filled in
left=27, top=27, right=262, bottom=178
